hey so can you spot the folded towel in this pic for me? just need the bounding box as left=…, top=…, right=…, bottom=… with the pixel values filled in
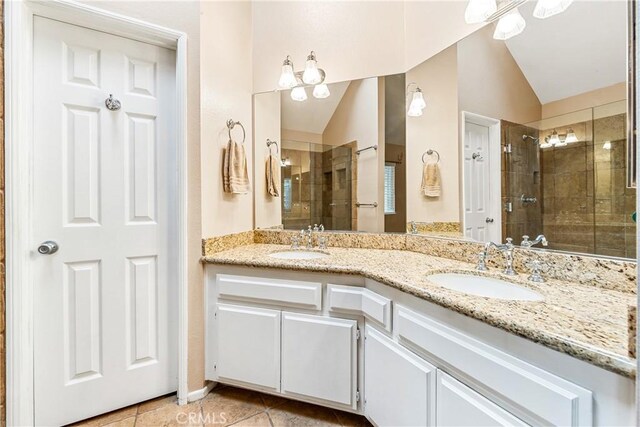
left=266, top=154, right=280, bottom=197
left=223, top=139, right=250, bottom=194
left=421, top=162, right=441, bottom=197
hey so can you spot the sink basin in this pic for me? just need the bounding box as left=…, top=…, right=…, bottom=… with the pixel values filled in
left=269, top=250, right=329, bottom=260
left=427, top=273, right=543, bottom=301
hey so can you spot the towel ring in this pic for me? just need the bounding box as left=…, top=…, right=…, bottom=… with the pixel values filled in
left=226, top=119, right=246, bottom=144
left=422, top=149, right=440, bottom=164
left=267, top=139, right=279, bottom=155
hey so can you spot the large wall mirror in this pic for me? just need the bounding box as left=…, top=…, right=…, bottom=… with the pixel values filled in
left=253, top=0, right=634, bottom=260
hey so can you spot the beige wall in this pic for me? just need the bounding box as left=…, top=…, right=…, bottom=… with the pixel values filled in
left=254, top=92, right=282, bottom=229
left=78, top=0, right=207, bottom=393
left=406, top=45, right=460, bottom=224
left=457, top=26, right=541, bottom=125
left=281, top=129, right=323, bottom=146
left=323, top=78, right=383, bottom=232
left=542, top=82, right=627, bottom=119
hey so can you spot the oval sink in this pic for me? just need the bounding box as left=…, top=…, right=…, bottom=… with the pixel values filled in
left=269, top=250, right=329, bottom=260
left=427, top=273, right=543, bottom=301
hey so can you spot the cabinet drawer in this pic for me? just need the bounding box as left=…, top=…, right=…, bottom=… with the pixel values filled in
left=437, top=371, right=527, bottom=426
left=216, top=274, right=322, bottom=309
left=396, top=305, right=592, bottom=426
left=327, top=284, right=391, bottom=331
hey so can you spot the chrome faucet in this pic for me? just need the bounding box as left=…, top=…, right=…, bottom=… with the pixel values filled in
left=483, top=238, right=516, bottom=276
left=520, top=234, right=549, bottom=248
left=302, top=226, right=314, bottom=249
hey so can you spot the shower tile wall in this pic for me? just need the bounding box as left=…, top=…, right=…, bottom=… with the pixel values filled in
left=540, top=120, right=595, bottom=254
left=322, top=143, right=354, bottom=230
left=501, top=121, right=543, bottom=242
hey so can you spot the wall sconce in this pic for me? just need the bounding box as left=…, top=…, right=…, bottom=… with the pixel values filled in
left=406, top=83, right=426, bottom=117
left=278, top=51, right=330, bottom=102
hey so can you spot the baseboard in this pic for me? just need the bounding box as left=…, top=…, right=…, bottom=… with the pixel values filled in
left=187, top=381, right=216, bottom=402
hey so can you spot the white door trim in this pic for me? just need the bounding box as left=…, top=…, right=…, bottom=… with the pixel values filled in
left=5, top=1, right=189, bottom=425
left=460, top=111, right=502, bottom=242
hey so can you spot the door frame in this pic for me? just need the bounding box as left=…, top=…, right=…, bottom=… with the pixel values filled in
left=460, top=111, right=502, bottom=242
left=5, top=1, right=190, bottom=424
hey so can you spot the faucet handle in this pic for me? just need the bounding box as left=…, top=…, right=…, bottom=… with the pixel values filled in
left=319, top=224, right=325, bottom=232
left=291, top=235, right=300, bottom=249
left=528, top=260, right=545, bottom=283
left=505, top=237, right=514, bottom=247
left=476, top=251, right=488, bottom=271
left=318, top=236, right=328, bottom=250
left=313, top=224, right=319, bottom=232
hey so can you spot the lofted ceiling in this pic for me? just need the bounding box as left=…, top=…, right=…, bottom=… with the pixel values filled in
left=281, top=81, right=351, bottom=135
left=504, top=0, right=627, bottom=104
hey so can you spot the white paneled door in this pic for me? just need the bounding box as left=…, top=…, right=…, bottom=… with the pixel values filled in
left=33, top=17, right=178, bottom=426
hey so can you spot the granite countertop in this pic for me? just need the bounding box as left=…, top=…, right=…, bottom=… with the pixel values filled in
left=203, top=244, right=637, bottom=378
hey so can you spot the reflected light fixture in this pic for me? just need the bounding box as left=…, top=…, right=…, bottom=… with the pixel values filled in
left=278, top=56, right=297, bottom=89
left=603, top=141, right=612, bottom=150
left=406, top=83, right=427, bottom=117
left=565, top=128, right=578, bottom=143
left=533, top=0, right=573, bottom=19
left=313, top=83, right=331, bottom=99
left=303, top=51, right=322, bottom=85
left=291, top=86, right=308, bottom=102
left=493, top=8, right=526, bottom=40
left=548, top=130, right=561, bottom=145
left=465, top=0, right=497, bottom=24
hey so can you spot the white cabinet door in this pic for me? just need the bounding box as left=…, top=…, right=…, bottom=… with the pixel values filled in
left=364, top=326, right=436, bottom=426
left=281, top=312, right=357, bottom=409
left=437, top=371, right=528, bottom=427
left=216, top=304, right=280, bottom=392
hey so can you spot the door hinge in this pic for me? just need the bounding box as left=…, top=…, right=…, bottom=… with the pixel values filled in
left=356, top=328, right=361, bottom=340
left=356, top=390, right=360, bottom=402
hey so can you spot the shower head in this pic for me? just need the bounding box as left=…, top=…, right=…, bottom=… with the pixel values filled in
left=522, top=135, right=539, bottom=143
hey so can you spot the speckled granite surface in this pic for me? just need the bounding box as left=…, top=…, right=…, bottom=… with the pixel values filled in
left=203, top=244, right=637, bottom=378
left=406, top=221, right=463, bottom=237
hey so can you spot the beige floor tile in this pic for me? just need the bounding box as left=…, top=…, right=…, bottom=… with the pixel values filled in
left=228, top=412, right=272, bottom=427
left=101, top=416, right=136, bottom=427
left=136, top=401, right=203, bottom=427
left=267, top=400, right=341, bottom=427
left=138, top=394, right=179, bottom=414
left=260, top=393, right=289, bottom=410
left=72, top=405, right=138, bottom=427
left=333, top=410, right=372, bottom=427
left=201, top=386, right=266, bottom=427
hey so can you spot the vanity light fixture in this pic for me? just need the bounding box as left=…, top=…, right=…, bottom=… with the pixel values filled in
left=291, top=86, right=308, bottom=102
left=303, top=51, right=322, bottom=85
left=465, top=0, right=498, bottom=24
left=533, top=0, right=573, bottom=19
left=464, top=0, right=573, bottom=40
left=603, top=141, right=612, bottom=150
left=406, top=83, right=427, bottom=117
left=565, top=128, right=578, bottom=143
left=493, top=8, right=526, bottom=40
left=278, top=56, right=297, bottom=89
left=313, top=83, right=331, bottom=99
left=548, top=130, right=561, bottom=146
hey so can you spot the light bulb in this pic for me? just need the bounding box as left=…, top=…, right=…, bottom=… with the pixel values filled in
left=565, top=129, right=578, bottom=143
left=410, top=89, right=426, bottom=110
left=278, top=56, right=297, bottom=89
left=493, top=8, right=526, bottom=40
left=302, top=51, right=322, bottom=85
left=533, top=0, right=573, bottom=19
left=407, top=105, right=423, bottom=117
left=313, top=83, right=330, bottom=99
left=291, top=86, right=307, bottom=102
left=465, top=0, right=497, bottom=24
left=603, top=141, right=612, bottom=150
left=539, top=141, right=553, bottom=149
left=548, top=130, right=560, bottom=146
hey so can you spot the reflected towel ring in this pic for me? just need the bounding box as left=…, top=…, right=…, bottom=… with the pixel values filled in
left=422, top=149, right=440, bottom=164
left=226, top=119, right=246, bottom=144
left=267, top=139, right=279, bottom=155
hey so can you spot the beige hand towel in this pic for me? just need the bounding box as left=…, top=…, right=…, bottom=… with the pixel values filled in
left=223, top=139, right=250, bottom=194
left=421, top=163, right=441, bottom=197
left=266, top=154, right=280, bottom=197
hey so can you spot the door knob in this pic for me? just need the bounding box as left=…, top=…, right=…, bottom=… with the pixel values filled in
left=38, top=241, right=59, bottom=255
left=485, top=217, right=494, bottom=223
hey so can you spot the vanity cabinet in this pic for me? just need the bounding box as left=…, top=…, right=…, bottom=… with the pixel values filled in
left=436, top=371, right=527, bottom=427
left=281, top=312, right=358, bottom=409
left=364, top=326, right=436, bottom=426
left=215, top=303, right=281, bottom=392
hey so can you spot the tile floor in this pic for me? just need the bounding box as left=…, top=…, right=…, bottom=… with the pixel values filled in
left=72, top=384, right=372, bottom=427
